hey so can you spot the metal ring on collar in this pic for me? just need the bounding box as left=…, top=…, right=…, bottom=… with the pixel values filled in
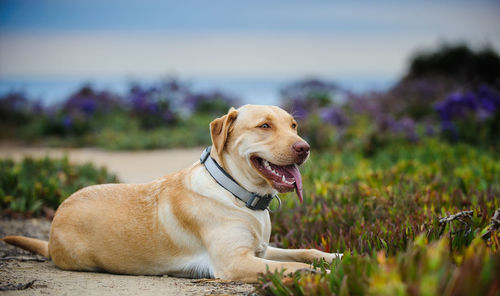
left=267, top=195, right=282, bottom=213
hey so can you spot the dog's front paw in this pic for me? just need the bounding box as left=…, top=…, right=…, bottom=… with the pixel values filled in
left=296, top=267, right=321, bottom=275
left=333, top=253, right=343, bottom=259
left=325, top=253, right=343, bottom=262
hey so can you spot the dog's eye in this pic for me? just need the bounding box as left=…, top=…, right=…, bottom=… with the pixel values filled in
left=292, top=123, right=297, bottom=129
left=259, top=123, right=271, bottom=129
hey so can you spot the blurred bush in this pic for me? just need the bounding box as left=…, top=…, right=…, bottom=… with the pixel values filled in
left=128, top=80, right=183, bottom=129
left=435, top=85, right=500, bottom=144
left=1, top=43, right=497, bottom=151
left=280, top=44, right=500, bottom=152
left=184, top=90, right=237, bottom=116
left=0, top=78, right=238, bottom=149
left=280, top=79, right=339, bottom=118
left=0, top=93, right=42, bottom=138
left=94, top=114, right=213, bottom=150
left=406, top=43, right=500, bottom=87
left=0, top=157, right=118, bottom=216
left=280, top=80, right=421, bottom=153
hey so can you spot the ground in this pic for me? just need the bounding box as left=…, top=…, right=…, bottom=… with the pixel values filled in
left=0, top=146, right=256, bottom=295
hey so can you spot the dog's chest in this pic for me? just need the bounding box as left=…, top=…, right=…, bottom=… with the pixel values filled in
left=250, top=208, right=272, bottom=257
left=255, top=242, right=268, bottom=258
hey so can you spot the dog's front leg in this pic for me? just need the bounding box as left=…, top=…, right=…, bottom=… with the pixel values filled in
left=264, top=246, right=342, bottom=264
left=212, top=248, right=315, bottom=283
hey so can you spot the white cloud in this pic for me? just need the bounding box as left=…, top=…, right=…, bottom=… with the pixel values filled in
left=0, top=31, right=499, bottom=78
left=2, top=1, right=500, bottom=79
left=271, top=2, right=500, bottom=37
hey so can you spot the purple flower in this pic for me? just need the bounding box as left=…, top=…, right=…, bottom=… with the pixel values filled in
left=162, top=110, right=176, bottom=123
left=440, top=120, right=458, bottom=140
left=399, top=117, right=418, bottom=141
left=131, top=89, right=148, bottom=109
left=125, top=79, right=192, bottom=126
left=435, top=86, right=500, bottom=124
left=434, top=85, right=500, bottom=141
left=289, top=99, right=309, bottom=120
left=0, top=93, right=31, bottom=113
left=435, top=92, right=471, bottom=121
left=377, top=115, right=397, bottom=132
left=62, top=116, right=73, bottom=129
left=0, top=92, right=41, bottom=123
left=414, top=80, right=436, bottom=97
left=63, top=85, right=122, bottom=116
left=376, top=115, right=418, bottom=141
left=477, top=84, right=499, bottom=114
left=320, top=106, right=347, bottom=127
left=32, top=101, right=44, bottom=114
left=147, top=102, right=160, bottom=114
left=81, top=99, right=96, bottom=115
left=425, top=123, right=436, bottom=136
left=183, top=90, right=237, bottom=115
left=280, top=78, right=339, bottom=116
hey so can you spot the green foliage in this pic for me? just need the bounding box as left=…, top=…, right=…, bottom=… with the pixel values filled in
left=20, top=113, right=213, bottom=150
left=259, top=139, right=500, bottom=295
left=0, top=157, right=118, bottom=215
left=296, top=113, right=339, bottom=149
left=259, top=237, right=500, bottom=296
left=189, top=94, right=235, bottom=116
left=90, top=114, right=212, bottom=150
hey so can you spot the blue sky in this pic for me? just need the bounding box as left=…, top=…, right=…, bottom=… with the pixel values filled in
left=0, top=0, right=469, bottom=34
left=1, top=0, right=499, bottom=79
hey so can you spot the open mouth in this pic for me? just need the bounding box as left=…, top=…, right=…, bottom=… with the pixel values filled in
left=250, top=156, right=304, bottom=203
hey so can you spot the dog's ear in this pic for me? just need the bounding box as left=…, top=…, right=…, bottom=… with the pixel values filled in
left=210, top=107, right=238, bottom=158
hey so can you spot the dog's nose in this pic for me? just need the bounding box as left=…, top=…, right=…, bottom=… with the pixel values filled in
left=292, top=141, right=310, bottom=163
left=293, top=141, right=310, bottom=154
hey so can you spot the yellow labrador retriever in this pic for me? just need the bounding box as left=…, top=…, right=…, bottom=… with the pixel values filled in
left=3, top=104, right=341, bottom=282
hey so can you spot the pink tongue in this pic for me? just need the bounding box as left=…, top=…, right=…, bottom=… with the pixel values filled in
left=285, top=164, right=303, bottom=203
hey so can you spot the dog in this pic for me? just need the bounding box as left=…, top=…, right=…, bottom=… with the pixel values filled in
left=3, top=104, right=341, bottom=282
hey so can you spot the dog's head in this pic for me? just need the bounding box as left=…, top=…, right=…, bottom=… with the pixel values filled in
left=209, top=104, right=309, bottom=202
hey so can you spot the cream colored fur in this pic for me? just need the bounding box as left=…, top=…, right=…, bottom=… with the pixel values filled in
left=3, top=104, right=342, bottom=282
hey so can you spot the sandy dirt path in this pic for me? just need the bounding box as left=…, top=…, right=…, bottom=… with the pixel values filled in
left=0, top=146, right=257, bottom=295
left=0, top=219, right=255, bottom=296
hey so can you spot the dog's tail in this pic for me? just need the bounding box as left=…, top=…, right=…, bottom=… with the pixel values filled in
left=2, top=236, right=50, bottom=258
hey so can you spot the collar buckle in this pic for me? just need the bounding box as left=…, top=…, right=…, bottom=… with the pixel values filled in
left=246, top=194, right=274, bottom=211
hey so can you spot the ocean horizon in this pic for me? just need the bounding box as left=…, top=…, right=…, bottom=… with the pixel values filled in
left=0, top=75, right=396, bottom=106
